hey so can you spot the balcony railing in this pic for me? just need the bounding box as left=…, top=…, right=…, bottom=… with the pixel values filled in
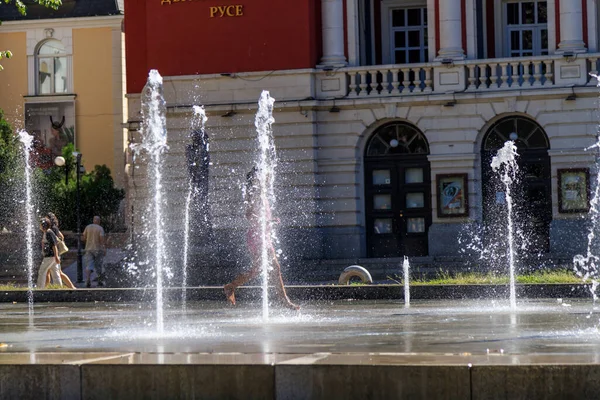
left=345, top=54, right=600, bottom=97
left=347, top=64, right=434, bottom=96
left=464, top=56, right=554, bottom=89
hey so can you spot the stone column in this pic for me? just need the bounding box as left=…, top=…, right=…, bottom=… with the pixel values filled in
left=436, top=0, right=465, bottom=60
left=558, top=0, right=586, bottom=53
left=319, top=0, right=347, bottom=67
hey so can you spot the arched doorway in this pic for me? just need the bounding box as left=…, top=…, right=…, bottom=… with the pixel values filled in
left=364, top=122, right=431, bottom=257
left=481, top=116, right=551, bottom=253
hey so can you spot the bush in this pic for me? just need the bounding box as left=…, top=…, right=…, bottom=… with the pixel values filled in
left=0, top=109, right=24, bottom=231
left=39, top=144, right=125, bottom=232
left=0, top=108, right=125, bottom=233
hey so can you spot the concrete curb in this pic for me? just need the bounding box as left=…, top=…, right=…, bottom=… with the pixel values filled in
left=2, top=353, right=600, bottom=400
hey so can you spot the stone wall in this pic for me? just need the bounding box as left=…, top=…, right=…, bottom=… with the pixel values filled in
left=125, top=69, right=598, bottom=271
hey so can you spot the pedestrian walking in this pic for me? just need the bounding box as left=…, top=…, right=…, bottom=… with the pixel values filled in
left=45, top=212, right=76, bottom=289
left=37, top=217, right=63, bottom=288
left=82, top=216, right=106, bottom=288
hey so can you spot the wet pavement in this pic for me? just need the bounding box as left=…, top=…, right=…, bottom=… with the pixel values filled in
left=1, top=298, right=599, bottom=359
left=3, top=298, right=600, bottom=399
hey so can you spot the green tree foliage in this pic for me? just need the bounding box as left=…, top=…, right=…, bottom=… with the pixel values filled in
left=40, top=144, right=125, bottom=232
left=0, top=109, right=23, bottom=231
left=0, top=111, right=125, bottom=232
left=0, top=50, right=12, bottom=71
left=2, top=0, right=61, bottom=15
left=1, top=0, right=62, bottom=70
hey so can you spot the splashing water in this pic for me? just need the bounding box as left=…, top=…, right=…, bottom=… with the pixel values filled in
left=491, top=140, right=519, bottom=310
left=131, top=70, right=169, bottom=334
left=403, top=256, right=410, bottom=308
left=255, top=91, right=278, bottom=320
left=573, top=144, right=600, bottom=301
left=182, top=105, right=208, bottom=311
left=17, top=130, right=35, bottom=318
left=573, top=73, right=600, bottom=301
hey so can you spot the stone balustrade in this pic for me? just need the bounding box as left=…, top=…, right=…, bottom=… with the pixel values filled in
left=344, top=54, right=600, bottom=97
left=346, top=63, right=434, bottom=97
left=463, top=56, right=554, bottom=90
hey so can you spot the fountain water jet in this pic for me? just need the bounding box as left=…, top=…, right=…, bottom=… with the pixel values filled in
left=183, top=105, right=208, bottom=310
left=255, top=91, right=278, bottom=320
left=132, top=70, right=169, bottom=334
left=491, top=140, right=520, bottom=310
left=403, top=256, right=410, bottom=308
left=573, top=74, right=600, bottom=301
left=182, top=185, right=191, bottom=311
left=17, top=130, right=35, bottom=317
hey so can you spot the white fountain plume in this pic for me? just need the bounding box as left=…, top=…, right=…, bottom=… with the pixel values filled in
left=573, top=73, right=600, bottom=301
left=403, top=256, right=410, bottom=308
left=182, top=105, right=207, bottom=311
left=491, top=140, right=519, bottom=310
left=255, top=91, right=277, bottom=320
left=17, top=130, right=35, bottom=318
left=131, top=69, right=169, bottom=334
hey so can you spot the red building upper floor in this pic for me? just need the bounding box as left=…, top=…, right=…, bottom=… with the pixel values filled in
left=124, top=0, right=322, bottom=93
left=124, top=0, right=598, bottom=94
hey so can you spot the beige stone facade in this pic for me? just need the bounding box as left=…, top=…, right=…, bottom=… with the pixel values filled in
left=124, top=0, right=600, bottom=280
left=125, top=57, right=599, bottom=272
left=0, top=15, right=127, bottom=188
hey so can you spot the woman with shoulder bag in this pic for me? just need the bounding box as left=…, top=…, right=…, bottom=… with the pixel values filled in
left=38, top=218, right=63, bottom=288
left=45, top=213, right=76, bottom=289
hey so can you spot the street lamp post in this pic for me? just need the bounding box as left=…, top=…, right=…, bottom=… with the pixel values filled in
left=74, top=152, right=83, bottom=283
left=54, top=152, right=84, bottom=283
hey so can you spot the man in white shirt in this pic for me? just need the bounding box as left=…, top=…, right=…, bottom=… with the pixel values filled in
left=82, top=216, right=106, bottom=288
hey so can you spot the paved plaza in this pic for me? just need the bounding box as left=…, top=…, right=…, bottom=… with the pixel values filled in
left=2, top=298, right=600, bottom=399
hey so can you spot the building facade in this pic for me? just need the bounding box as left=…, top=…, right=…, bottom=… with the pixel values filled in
left=124, top=0, right=600, bottom=279
left=0, top=0, right=127, bottom=188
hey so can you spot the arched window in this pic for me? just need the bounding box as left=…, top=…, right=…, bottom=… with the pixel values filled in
left=483, top=116, right=549, bottom=151
left=366, top=122, right=429, bottom=157
left=37, top=40, right=68, bottom=95
left=481, top=115, right=551, bottom=253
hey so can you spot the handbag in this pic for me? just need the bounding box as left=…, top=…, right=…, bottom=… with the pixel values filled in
left=56, top=238, right=69, bottom=255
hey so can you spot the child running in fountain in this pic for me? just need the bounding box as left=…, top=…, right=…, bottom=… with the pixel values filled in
left=224, top=167, right=299, bottom=310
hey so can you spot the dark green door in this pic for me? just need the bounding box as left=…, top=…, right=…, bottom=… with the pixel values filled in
left=364, top=122, right=431, bottom=257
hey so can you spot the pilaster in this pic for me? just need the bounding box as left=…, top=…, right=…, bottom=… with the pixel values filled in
left=557, top=0, right=587, bottom=53
left=435, top=0, right=465, bottom=60
left=319, top=0, right=347, bottom=68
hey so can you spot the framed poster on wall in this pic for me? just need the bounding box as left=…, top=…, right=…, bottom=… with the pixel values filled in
left=24, top=101, right=75, bottom=169
left=558, top=168, right=590, bottom=213
left=437, top=173, right=468, bottom=217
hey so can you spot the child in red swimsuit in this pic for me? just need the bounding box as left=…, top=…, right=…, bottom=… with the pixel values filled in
left=224, top=168, right=299, bottom=310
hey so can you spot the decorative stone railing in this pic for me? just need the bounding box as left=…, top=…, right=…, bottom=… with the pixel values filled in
left=346, top=63, right=434, bottom=97
left=463, top=56, right=554, bottom=90
left=344, top=54, right=600, bottom=97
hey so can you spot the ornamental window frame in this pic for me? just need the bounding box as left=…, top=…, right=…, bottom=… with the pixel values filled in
left=504, top=0, right=548, bottom=57
left=381, top=0, right=431, bottom=65
left=493, top=0, right=556, bottom=57
left=26, top=27, right=74, bottom=97
left=365, top=121, right=430, bottom=157
left=35, top=39, right=69, bottom=95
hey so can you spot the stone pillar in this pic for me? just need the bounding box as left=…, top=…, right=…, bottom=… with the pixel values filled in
left=319, top=0, right=347, bottom=67
left=436, top=0, right=465, bottom=60
left=558, top=0, right=587, bottom=53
